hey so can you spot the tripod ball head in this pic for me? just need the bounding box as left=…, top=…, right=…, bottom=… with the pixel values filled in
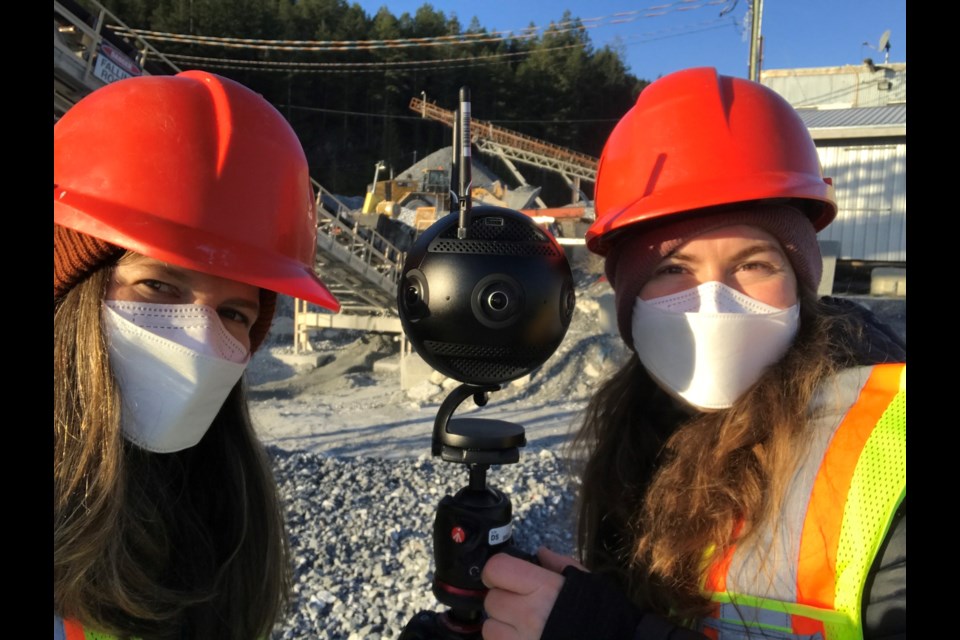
left=398, top=206, right=575, bottom=385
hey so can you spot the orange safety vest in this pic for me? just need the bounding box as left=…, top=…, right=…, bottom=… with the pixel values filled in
left=699, top=363, right=906, bottom=640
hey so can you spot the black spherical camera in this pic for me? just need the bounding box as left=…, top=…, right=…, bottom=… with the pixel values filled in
left=398, top=205, right=576, bottom=385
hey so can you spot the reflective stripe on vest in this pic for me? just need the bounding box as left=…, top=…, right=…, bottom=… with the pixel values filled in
left=54, top=615, right=122, bottom=640
left=700, top=363, right=906, bottom=640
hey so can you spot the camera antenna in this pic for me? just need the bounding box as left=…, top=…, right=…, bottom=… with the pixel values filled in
left=449, top=101, right=459, bottom=217
left=457, top=87, right=472, bottom=239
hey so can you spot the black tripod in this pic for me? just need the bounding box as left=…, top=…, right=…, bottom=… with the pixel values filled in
left=399, top=382, right=528, bottom=640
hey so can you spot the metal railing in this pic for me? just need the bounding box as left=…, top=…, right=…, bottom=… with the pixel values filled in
left=293, top=180, right=407, bottom=352
left=312, top=179, right=405, bottom=291
left=54, top=0, right=180, bottom=116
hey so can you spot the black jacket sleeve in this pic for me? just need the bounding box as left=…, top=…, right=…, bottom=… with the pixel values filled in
left=862, top=500, right=906, bottom=639
left=540, top=566, right=707, bottom=640
left=821, top=296, right=907, bottom=365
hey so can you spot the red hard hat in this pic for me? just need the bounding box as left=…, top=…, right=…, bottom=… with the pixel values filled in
left=586, top=67, right=836, bottom=255
left=54, top=70, right=340, bottom=311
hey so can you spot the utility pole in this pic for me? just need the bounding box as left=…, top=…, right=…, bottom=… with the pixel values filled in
left=747, top=0, right=764, bottom=81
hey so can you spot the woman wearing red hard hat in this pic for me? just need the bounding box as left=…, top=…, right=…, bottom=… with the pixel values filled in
left=54, top=71, right=339, bottom=639
left=481, top=68, right=905, bottom=640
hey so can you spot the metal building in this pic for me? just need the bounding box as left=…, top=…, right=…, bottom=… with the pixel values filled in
left=761, top=64, right=906, bottom=266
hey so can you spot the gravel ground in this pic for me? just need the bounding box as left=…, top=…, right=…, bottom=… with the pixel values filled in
left=268, top=448, right=579, bottom=640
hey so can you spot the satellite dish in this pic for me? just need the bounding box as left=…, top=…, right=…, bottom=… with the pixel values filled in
left=878, top=30, right=891, bottom=61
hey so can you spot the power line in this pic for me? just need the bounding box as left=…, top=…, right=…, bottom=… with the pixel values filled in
left=617, top=16, right=740, bottom=47
left=111, top=0, right=731, bottom=54
left=112, top=19, right=592, bottom=52
left=174, top=59, right=507, bottom=74
left=281, top=104, right=621, bottom=124
left=162, top=42, right=588, bottom=73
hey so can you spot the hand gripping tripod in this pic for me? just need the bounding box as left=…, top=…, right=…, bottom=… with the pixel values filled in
left=399, top=382, right=527, bottom=640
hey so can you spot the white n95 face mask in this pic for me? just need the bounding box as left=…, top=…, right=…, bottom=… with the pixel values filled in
left=102, top=301, right=251, bottom=453
left=631, top=282, right=799, bottom=411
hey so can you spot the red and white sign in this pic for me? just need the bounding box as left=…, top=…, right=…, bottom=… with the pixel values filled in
left=451, top=526, right=467, bottom=544
left=93, top=43, right=142, bottom=85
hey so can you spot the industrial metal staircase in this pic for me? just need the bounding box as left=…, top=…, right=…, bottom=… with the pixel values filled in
left=292, top=181, right=405, bottom=350
left=313, top=183, right=403, bottom=312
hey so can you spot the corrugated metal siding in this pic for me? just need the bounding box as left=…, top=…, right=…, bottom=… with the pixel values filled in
left=816, top=143, right=906, bottom=262
left=798, top=105, right=906, bottom=129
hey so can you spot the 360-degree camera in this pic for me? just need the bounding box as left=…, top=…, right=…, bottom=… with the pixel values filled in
left=398, top=205, right=576, bottom=385
left=396, top=87, right=576, bottom=640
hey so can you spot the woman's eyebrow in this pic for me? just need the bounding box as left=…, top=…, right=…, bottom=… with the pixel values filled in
left=661, top=250, right=699, bottom=263
left=729, top=242, right=787, bottom=262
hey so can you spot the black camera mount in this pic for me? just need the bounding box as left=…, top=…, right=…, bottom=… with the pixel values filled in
left=399, top=383, right=526, bottom=640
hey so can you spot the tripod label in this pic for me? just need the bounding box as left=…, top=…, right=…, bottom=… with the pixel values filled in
left=488, top=522, right=512, bottom=545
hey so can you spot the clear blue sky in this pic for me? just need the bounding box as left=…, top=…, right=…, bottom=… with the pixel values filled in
left=351, top=0, right=906, bottom=82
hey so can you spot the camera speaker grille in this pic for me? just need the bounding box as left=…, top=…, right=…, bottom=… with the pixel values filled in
left=423, top=340, right=553, bottom=382
left=428, top=216, right=559, bottom=257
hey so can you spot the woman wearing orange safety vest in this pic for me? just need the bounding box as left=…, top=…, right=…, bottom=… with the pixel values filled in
left=54, top=71, right=340, bottom=639
left=480, top=67, right=905, bottom=640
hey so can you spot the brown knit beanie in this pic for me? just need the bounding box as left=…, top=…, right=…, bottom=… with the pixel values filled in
left=54, top=223, right=276, bottom=353
left=605, top=204, right=822, bottom=347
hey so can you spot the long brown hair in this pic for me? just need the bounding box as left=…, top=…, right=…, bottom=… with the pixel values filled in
left=54, top=265, right=291, bottom=639
left=571, top=288, right=859, bottom=621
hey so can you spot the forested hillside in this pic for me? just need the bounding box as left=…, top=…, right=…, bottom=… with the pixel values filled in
left=84, top=0, right=648, bottom=203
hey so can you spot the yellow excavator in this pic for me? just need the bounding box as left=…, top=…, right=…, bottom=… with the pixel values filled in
left=358, top=157, right=524, bottom=241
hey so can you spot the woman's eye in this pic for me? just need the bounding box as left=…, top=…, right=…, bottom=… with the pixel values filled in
left=654, top=264, right=686, bottom=276
left=739, top=261, right=777, bottom=273
left=219, top=308, right=252, bottom=327
left=139, top=279, right=177, bottom=294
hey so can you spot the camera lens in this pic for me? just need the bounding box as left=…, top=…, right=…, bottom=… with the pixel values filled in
left=399, top=269, right=429, bottom=319
left=487, top=290, right=509, bottom=311
left=479, top=282, right=516, bottom=319
left=563, top=286, right=576, bottom=320
left=405, top=284, right=421, bottom=306
left=472, top=274, right=523, bottom=328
